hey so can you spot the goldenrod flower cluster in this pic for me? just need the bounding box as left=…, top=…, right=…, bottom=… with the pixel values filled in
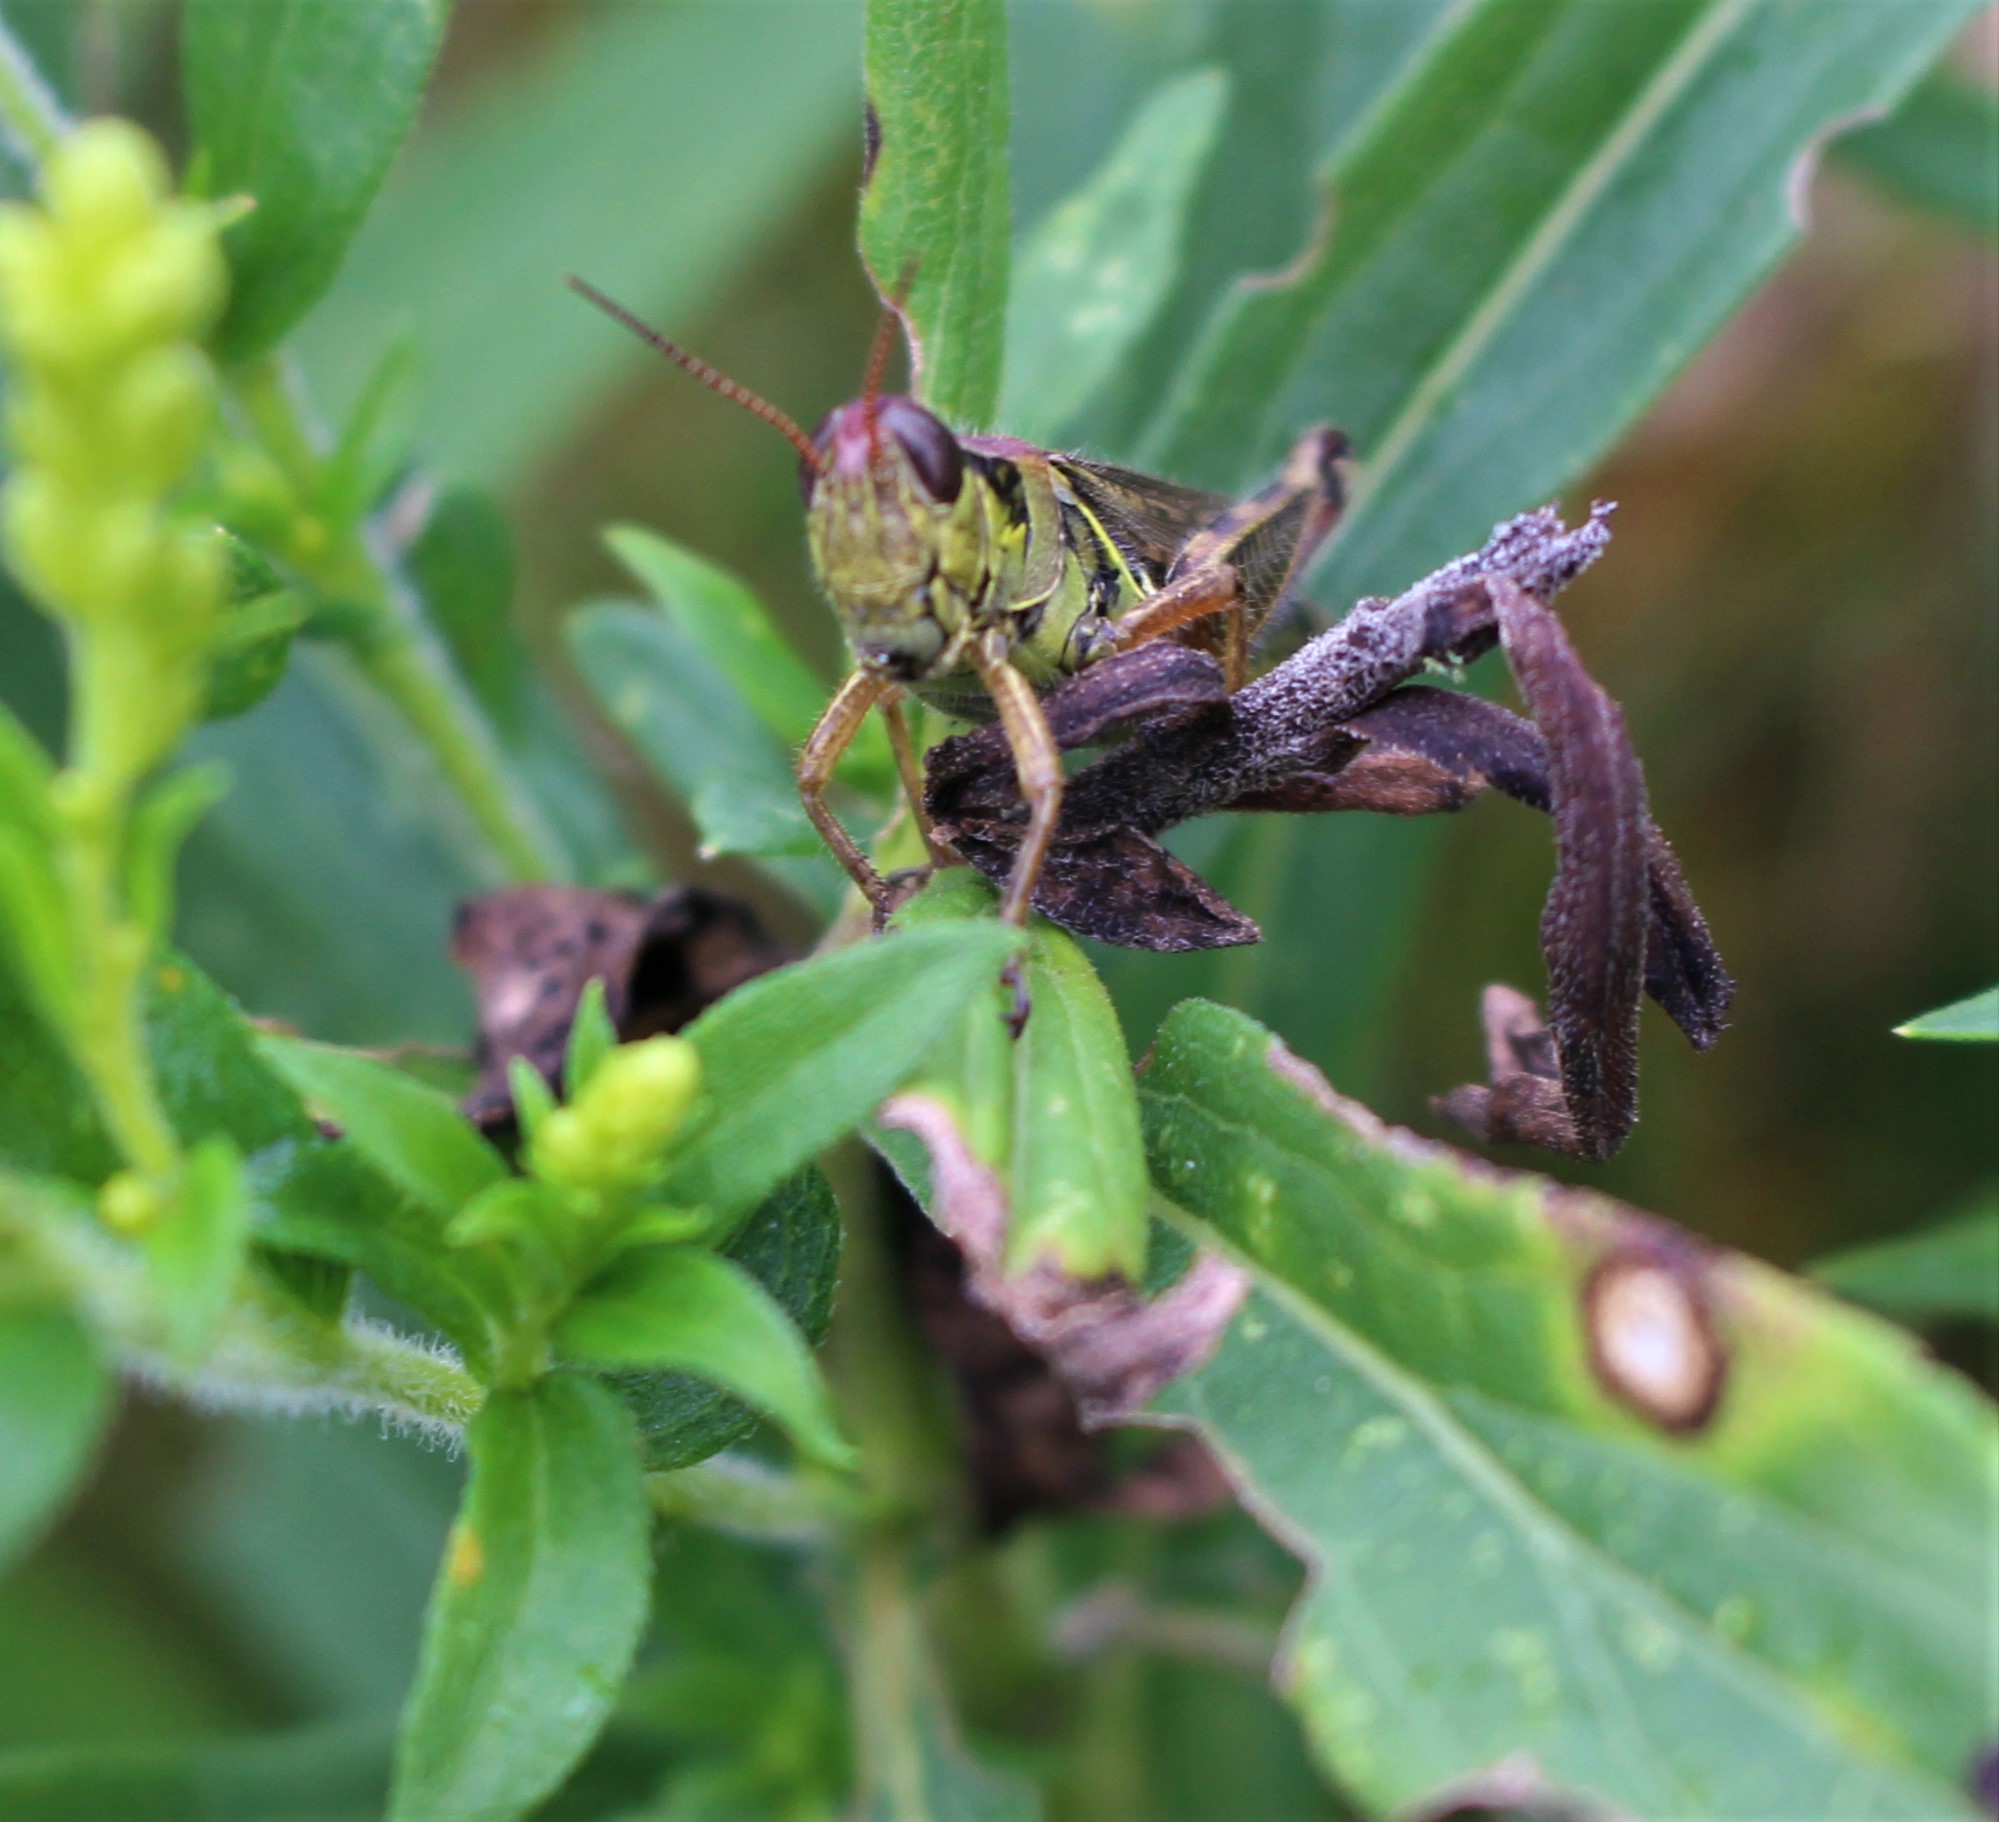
left=0, top=119, right=227, bottom=788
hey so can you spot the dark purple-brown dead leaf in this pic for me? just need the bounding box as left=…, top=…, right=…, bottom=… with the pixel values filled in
left=452, top=884, right=787, bottom=1129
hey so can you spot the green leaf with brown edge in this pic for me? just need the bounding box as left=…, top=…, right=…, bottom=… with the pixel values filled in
left=557, top=1247, right=852, bottom=1471
left=0, top=1302, right=110, bottom=1578
left=391, top=1373, right=650, bottom=1822
left=1896, top=986, right=1999, bottom=1042
left=659, top=921, right=1018, bottom=1222
left=601, top=1164, right=841, bottom=1474
left=891, top=873, right=1147, bottom=1281
left=184, top=0, right=450, bottom=362
left=1001, top=68, right=1229, bottom=447
left=1137, top=998, right=1997, bottom=1821
left=860, top=0, right=1009, bottom=430
left=1811, top=1191, right=1999, bottom=1327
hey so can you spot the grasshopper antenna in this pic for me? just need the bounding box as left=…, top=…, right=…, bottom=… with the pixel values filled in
left=860, top=257, right=920, bottom=460
left=566, top=274, right=822, bottom=469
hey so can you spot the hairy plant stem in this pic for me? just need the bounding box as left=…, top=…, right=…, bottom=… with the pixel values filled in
left=228, top=356, right=569, bottom=886
left=6, top=1188, right=484, bottom=1436
left=0, top=17, right=67, bottom=167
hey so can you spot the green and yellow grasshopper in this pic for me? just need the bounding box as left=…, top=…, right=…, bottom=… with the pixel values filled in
left=570, top=277, right=1347, bottom=927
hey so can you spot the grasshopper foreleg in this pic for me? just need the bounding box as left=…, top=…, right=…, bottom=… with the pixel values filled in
left=970, top=635, right=1064, bottom=928
left=882, top=691, right=957, bottom=869
left=799, top=668, right=894, bottom=911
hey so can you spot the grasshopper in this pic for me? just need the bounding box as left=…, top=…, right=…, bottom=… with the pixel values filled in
left=570, top=277, right=1348, bottom=928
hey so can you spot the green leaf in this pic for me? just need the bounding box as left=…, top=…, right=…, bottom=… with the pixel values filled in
left=296, top=1, right=861, bottom=489
left=1001, top=69, right=1229, bottom=445
left=1835, top=66, right=1999, bottom=241
left=145, top=1135, right=251, bottom=1361
left=562, top=979, right=617, bottom=1102
left=891, top=875, right=1148, bottom=1280
left=257, top=1035, right=508, bottom=1216
left=1896, top=986, right=1999, bottom=1041
left=1138, top=999, right=1997, bottom=1819
left=661, top=922, right=1019, bottom=1220
left=392, top=1374, right=650, bottom=1822
left=1151, top=0, right=1989, bottom=611
left=183, top=0, right=450, bottom=361
left=557, top=1249, right=852, bottom=1470
left=860, top=0, right=1010, bottom=429
left=604, top=527, right=826, bottom=753
left=566, top=599, right=843, bottom=913
left=0, top=1303, right=109, bottom=1578
left=606, top=1165, right=842, bottom=1474
left=0, top=1721, right=392, bottom=1822
left=1811, top=1191, right=1999, bottom=1326
left=124, top=763, right=229, bottom=943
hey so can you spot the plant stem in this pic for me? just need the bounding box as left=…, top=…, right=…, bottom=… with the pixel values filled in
left=0, top=19, right=67, bottom=169
left=825, top=1160, right=969, bottom=1816
left=228, top=357, right=569, bottom=885
left=14, top=1192, right=484, bottom=1437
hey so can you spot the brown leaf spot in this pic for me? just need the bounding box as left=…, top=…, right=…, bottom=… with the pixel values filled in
left=1584, top=1247, right=1727, bottom=1434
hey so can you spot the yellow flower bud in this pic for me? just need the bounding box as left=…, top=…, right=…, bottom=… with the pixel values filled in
left=530, top=1037, right=703, bottom=1196
left=102, top=347, right=212, bottom=495
left=44, top=120, right=170, bottom=252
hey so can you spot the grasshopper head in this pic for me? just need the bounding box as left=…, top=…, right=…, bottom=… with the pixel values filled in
left=800, top=395, right=987, bottom=681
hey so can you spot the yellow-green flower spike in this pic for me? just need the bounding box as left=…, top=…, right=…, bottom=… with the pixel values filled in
left=0, top=118, right=227, bottom=788
left=531, top=1037, right=703, bottom=1197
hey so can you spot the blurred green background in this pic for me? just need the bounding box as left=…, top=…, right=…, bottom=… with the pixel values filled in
left=0, top=0, right=1992, bottom=1801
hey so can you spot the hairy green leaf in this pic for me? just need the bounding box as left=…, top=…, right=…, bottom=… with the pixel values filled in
left=298, top=1, right=860, bottom=488
left=0, top=1303, right=109, bottom=1578
left=558, top=1248, right=851, bottom=1470
left=1812, top=1192, right=1999, bottom=1325
left=1002, top=69, right=1228, bottom=446
left=1896, top=986, right=1999, bottom=1041
left=663, top=923, right=1018, bottom=1221
left=1836, top=66, right=1999, bottom=241
left=861, top=0, right=1010, bottom=429
left=1139, top=999, right=1997, bottom=1819
left=257, top=1035, right=507, bottom=1216
left=184, top=0, right=449, bottom=361
left=392, top=1374, right=649, bottom=1822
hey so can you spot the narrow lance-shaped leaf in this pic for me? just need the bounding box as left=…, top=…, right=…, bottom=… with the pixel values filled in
left=1138, top=998, right=1998, bottom=1821
left=1001, top=68, right=1229, bottom=445
left=556, top=1247, right=853, bottom=1470
left=604, top=526, right=891, bottom=789
left=0, top=1300, right=111, bottom=1577
left=391, top=1373, right=650, bottom=1822
left=1896, top=986, right=1999, bottom=1042
left=860, top=0, right=1010, bottom=428
left=1811, top=1192, right=1999, bottom=1327
left=184, top=0, right=450, bottom=361
left=661, top=922, right=1018, bottom=1220
left=1152, top=0, right=1989, bottom=614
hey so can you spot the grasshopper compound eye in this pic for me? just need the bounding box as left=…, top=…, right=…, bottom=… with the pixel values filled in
left=877, top=397, right=964, bottom=504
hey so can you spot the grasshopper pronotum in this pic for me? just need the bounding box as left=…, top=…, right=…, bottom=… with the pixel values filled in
left=570, top=277, right=1347, bottom=929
